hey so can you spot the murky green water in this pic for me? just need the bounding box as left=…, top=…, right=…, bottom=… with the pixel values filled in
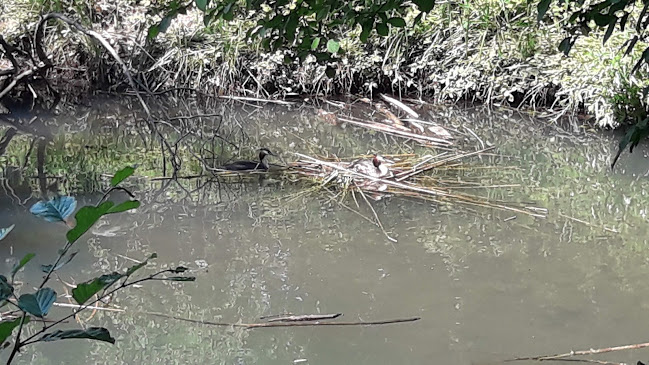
left=2, top=100, right=649, bottom=364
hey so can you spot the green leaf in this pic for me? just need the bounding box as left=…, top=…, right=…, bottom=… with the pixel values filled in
left=414, top=0, right=435, bottom=12
left=376, top=23, right=389, bottom=36
left=39, top=327, right=115, bottom=344
left=162, top=277, right=196, bottom=282
left=106, top=200, right=140, bottom=214
left=387, top=17, right=406, bottom=27
left=0, top=317, right=29, bottom=345
left=72, top=273, right=124, bottom=305
left=111, top=166, right=135, bottom=187
left=126, top=253, right=157, bottom=277
left=147, top=25, right=160, bottom=39
left=603, top=17, right=617, bottom=44
left=593, top=13, right=613, bottom=27
left=558, top=37, right=573, bottom=56
left=195, top=0, right=209, bottom=12
left=66, top=202, right=114, bottom=244
left=537, top=0, right=552, bottom=21
left=632, top=47, right=649, bottom=74
left=360, top=19, right=373, bottom=42
left=0, top=276, right=13, bottom=302
left=159, top=16, right=173, bottom=33
left=18, top=288, right=56, bottom=318
left=41, top=251, right=78, bottom=273
left=326, top=39, right=340, bottom=53
left=325, top=66, right=336, bottom=78
left=171, top=266, right=189, bottom=273
left=311, top=37, right=320, bottom=50
left=11, top=253, right=35, bottom=282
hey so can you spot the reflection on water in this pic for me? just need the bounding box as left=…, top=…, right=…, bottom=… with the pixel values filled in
left=2, top=101, right=649, bottom=364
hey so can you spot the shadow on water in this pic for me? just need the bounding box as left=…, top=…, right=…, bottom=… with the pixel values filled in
left=2, top=99, right=649, bottom=364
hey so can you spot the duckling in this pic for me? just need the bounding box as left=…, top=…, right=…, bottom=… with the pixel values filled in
left=220, top=148, right=276, bottom=171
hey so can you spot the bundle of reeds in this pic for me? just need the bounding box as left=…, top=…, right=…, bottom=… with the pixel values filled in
left=288, top=151, right=545, bottom=220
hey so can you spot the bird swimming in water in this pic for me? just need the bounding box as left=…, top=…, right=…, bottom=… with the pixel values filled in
left=220, top=148, right=276, bottom=171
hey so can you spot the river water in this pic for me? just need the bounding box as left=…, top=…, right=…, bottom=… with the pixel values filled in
left=2, top=100, right=649, bottom=365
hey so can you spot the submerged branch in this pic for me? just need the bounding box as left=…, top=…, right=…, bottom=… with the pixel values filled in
left=148, top=312, right=420, bottom=329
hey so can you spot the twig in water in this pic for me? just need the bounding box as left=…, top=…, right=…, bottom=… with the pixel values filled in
left=147, top=312, right=420, bottom=329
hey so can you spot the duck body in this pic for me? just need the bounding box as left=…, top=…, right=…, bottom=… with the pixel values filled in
left=220, top=148, right=275, bottom=171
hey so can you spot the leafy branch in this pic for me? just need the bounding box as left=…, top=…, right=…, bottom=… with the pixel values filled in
left=0, top=166, right=195, bottom=364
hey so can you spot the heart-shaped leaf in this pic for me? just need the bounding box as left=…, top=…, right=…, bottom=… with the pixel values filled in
left=0, top=317, right=29, bottom=346
left=0, top=225, right=14, bottom=241
left=326, top=39, right=340, bottom=53
left=11, top=253, right=35, bottom=282
left=72, top=273, right=124, bottom=305
left=30, top=196, right=77, bottom=223
left=18, top=288, right=56, bottom=318
left=66, top=202, right=114, bottom=244
left=39, top=327, right=115, bottom=344
left=110, top=166, right=136, bottom=187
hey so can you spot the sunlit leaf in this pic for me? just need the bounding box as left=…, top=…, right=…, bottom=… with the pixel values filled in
left=0, top=225, right=14, bottom=241
left=41, top=251, right=78, bottom=273
left=39, top=327, right=115, bottom=344
left=326, top=39, right=340, bottom=53
left=11, top=253, right=35, bottom=282
left=72, top=273, right=124, bottom=305
left=18, top=288, right=56, bottom=318
left=111, top=166, right=135, bottom=187
left=311, top=37, right=320, bottom=50
left=30, top=196, right=77, bottom=223
left=66, top=202, right=114, bottom=244
left=0, top=317, right=29, bottom=346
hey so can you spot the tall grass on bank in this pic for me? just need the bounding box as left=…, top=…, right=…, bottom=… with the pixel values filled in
left=1, top=0, right=648, bottom=127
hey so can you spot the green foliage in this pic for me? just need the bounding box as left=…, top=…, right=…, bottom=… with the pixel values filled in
left=538, top=0, right=649, bottom=165
left=72, top=273, right=124, bottom=305
left=110, top=166, right=135, bottom=186
left=17, top=288, right=56, bottom=318
left=150, top=0, right=435, bottom=63
left=0, top=317, right=29, bottom=346
left=39, top=327, right=115, bottom=344
left=0, top=166, right=195, bottom=364
left=11, top=253, right=35, bottom=282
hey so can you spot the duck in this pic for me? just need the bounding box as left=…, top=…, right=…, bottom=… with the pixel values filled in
left=349, top=154, right=391, bottom=178
left=220, top=148, right=276, bottom=171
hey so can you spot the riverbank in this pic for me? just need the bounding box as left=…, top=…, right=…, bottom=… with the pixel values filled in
left=1, top=0, right=646, bottom=128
